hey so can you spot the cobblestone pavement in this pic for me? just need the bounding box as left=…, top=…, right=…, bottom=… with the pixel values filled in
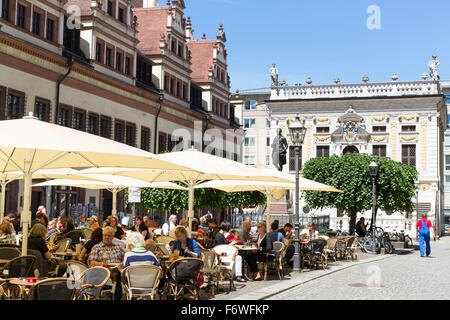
left=268, top=237, right=450, bottom=300
left=209, top=249, right=394, bottom=300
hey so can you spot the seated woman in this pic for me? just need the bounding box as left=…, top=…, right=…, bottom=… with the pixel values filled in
left=79, top=215, right=89, bottom=229
left=243, top=222, right=272, bottom=281
left=80, top=228, right=103, bottom=263
left=170, top=218, right=188, bottom=238
left=0, top=223, right=16, bottom=244
left=214, top=221, right=246, bottom=282
left=171, top=226, right=201, bottom=259
left=28, top=223, right=52, bottom=260
left=131, top=216, right=148, bottom=240
left=109, top=216, right=125, bottom=240
left=191, top=220, right=206, bottom=240
left=123, top=232, right=160, bottom=268
left=89, top=215, right=100, bottom=229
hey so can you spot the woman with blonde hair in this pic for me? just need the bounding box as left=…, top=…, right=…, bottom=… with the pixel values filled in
left=171, top=226, right=201, bottom=259
left=244, top=221, right=269, bottom=281
left=28, top=223, right=52, bottom=260
left=0, top=223, right=15, bottom=244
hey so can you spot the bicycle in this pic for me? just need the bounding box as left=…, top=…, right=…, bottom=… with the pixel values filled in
left=359, top=227, right=394, bottom=254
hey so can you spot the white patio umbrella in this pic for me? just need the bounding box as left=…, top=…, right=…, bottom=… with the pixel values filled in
left=195, top=180, right=342, bottom=225
left=77, top=148, right=294, bottom=235
left=0, top=115, right=193, bottom=255
left=0, top=168, right=109, bottom=221
left=33, top=175, right=187, bottom=216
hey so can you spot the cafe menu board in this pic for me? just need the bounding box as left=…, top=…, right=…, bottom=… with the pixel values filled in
left=128, top=187, right=141, bottom=203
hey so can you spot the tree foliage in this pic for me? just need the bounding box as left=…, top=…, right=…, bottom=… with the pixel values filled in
left=128, top=184, right=266, bottom=214
left=301, top=154, right=418, bottom=232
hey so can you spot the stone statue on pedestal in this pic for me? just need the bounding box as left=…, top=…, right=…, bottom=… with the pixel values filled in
left=429, top=55, right=440, bottom=81
left=271, top=128, right=288, bottom=171
left=270, top=63, right=279, bottom=87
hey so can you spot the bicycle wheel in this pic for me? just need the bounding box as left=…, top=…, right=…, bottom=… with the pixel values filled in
left=362, top=237, right=381, bottom=254
left=383, top=237, right=394, bottom=254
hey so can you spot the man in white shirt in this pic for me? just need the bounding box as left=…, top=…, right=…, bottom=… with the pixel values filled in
left=162, top=215, right=177, bottom=236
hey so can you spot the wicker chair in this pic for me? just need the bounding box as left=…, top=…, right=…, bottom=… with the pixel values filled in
left=77, top=266, right=111, bottom=300
left=54, top=238, right=72, bottom=253
left=212, top=244, right=238, bottom=292
left=121, top=264, right=162, bottom=300
left=46, top=232, right=58, bottom=245
left=25, top=278, right=77, bottom=300
left=343, top=237, right=359, bottom=261
left=64, top=230, right=83, bottom=247
left=165, top=258, right=203, bottom=300
left=324, top=238, right=339, bottom=265
left=264, top=241, right=285, bottom=281
left=66, top=261, right=89, bottom=281
left=0, top=255, right=36, bottom=279
left=199, top=249, right=220, bottom=297
left=303, top=239, right=328, bottom=270
left=82, top=228, right=94, bottom=240
left=0, top=247, right=20, bottom=261
left=336, top=236, right=350, bottom=259
left=155, top=235, right=175, bottom=246
left=156, top=243, right=171, bottom=256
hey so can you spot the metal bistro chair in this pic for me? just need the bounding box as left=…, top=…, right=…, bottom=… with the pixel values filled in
left=264, top=241, right=285, bottom=281
left=166, top=258, right=203, bottom=300
left=77, top=266, right=111, bottom=300
left=25, top=278, right=77, bottom=300
left=199, top=249, right=221, bottom=297
left=212, top=244, right=238, bottom=292
left=121, top=264, right=163, bottom=300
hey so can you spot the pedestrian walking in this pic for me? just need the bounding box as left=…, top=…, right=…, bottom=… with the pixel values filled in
left=416, top=213, right=433, bottom=257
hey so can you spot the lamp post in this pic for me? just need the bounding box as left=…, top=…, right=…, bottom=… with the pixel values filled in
left=415, top=181, right=420, bottom=240
left=288, top=115, right=307, bottom=272
left=369, top=161, right=379, bottom=254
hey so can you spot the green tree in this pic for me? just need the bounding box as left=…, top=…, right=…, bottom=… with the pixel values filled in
left=301, top=154, right=418, bottom=233
left=129, top=185, right=266, bottom=214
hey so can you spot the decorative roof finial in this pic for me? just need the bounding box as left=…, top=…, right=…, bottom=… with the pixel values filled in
left=202, top=33, right=206, bottom=40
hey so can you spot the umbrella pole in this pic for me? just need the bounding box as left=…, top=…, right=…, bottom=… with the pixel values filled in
left=21, top=171, right=32, bottom=256
left=0, top=181, right=7, bottom=222
left=188, top=182, right=194, bottom=237
left=112, top=189, right=118, bottom=217
left=266, top=192, right=271, bottom=226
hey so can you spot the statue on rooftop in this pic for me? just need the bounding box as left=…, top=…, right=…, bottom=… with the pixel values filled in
left=270, top=63, right=279, bottom=87
left=429, top=55, right=440, bottom=81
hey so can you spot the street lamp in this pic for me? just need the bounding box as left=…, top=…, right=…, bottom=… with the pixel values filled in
left=288, top=115, right=307, bottom=272
left=369, top=160, right=378, bottom=254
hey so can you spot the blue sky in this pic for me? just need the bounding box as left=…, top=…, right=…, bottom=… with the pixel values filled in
left=172, top=0, right=450, bottom=91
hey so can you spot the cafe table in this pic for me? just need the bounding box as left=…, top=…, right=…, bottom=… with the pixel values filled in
left=7, top=277, right=47, bottom=299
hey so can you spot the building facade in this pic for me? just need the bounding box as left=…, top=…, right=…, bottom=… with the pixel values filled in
left=0, top=0, right=243, bottom=221
left=235, top=67, right=447, bottom=236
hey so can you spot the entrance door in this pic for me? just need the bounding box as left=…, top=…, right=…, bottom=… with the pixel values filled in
left=102, top=190, right=112, bottom=217
left=343, top=145, right=359, bottom=155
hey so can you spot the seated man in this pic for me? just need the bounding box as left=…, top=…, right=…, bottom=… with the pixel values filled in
left=88, top=227, right=126, bottom=300
left=356, top=217, right=367, bottom=237
left=123, top=232, right=160, bottom=268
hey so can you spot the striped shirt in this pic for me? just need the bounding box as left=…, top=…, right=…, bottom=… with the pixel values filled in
left=123, top=248, right=160, bottom=268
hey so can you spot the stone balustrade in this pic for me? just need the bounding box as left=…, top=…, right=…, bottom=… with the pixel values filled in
left=270, top=81, right=440, bottom=100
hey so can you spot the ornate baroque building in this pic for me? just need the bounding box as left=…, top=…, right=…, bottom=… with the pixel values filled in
left=233, top=66, right=447, bottom=236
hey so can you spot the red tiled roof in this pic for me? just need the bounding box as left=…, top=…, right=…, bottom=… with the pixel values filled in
left=133, top=7, right=169, bottom=55
left=187, top=41, right=216, bottom=82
